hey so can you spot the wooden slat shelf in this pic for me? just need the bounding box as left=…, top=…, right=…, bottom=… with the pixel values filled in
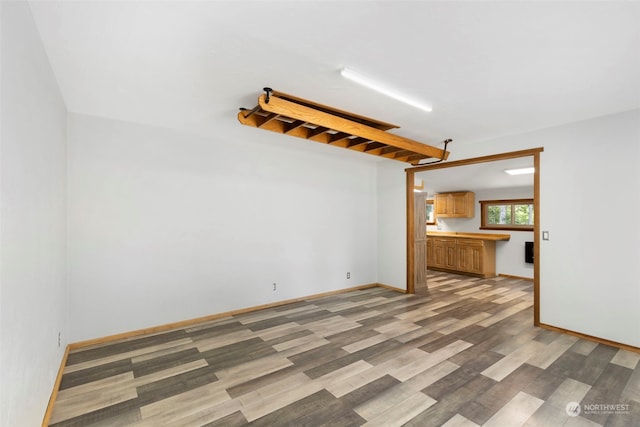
left=238, top=89, right=449, bottom=165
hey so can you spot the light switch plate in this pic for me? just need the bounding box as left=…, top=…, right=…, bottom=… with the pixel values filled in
left=542, top=231, right=549, bottom=240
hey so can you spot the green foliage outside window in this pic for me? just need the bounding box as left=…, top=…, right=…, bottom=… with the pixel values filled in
left=481, top=199, right=533, bottom=230
left=487, top=205, right=512, bottom=224
left=514, top=204, right=534, bottom=225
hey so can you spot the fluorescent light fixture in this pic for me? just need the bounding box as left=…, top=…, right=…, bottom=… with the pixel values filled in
left=341, top=67, right=432, bottom=112
left=504, top=167, right=535, bottom=175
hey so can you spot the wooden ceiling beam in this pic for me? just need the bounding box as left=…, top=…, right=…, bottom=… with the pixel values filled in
left=237, top=90, right=450, bottom=164
left=363, top=142, right=388, bottom=155
left=380, top=146, right=405, bottom=155
left=327, top=132, right=351, bottom=145
left=257, top=95, right=448, bottom=160
left=272, top=90, right=399, bottom=131
left=256, top=112, right=279, bottom=128
left=284, top=119, right=307, bottom=134
left=307, top=127, right=332, bottom=143
left=347, top=138, right=374, bottom=151
left=255, top=116, right=286, bottom=133
left=406, top=154, right=431, bottom=165
left=382, top=149, right=412, bottom=159
left=328, top=139, right=351, bottom=148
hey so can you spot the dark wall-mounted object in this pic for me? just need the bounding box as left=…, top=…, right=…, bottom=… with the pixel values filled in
left=525, top=241, right=534, bottom=263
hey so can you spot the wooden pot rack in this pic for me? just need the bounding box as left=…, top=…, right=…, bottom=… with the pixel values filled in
left=237, top=88, right=450, bottom=165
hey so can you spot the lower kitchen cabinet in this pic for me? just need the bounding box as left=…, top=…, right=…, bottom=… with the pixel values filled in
left=432, top=237, right=457, bottom=270
left=427, top=234, right=503, bottom=278
left=456, top=239, right=486, bottom=275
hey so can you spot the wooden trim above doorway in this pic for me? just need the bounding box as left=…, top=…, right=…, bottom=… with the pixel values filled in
left=405, top=148, right=543, bottom=173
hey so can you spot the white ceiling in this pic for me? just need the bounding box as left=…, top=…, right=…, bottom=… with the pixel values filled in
left=29, top=1, right=640, bottom=151
left=415, top=158, right=534, bottom=194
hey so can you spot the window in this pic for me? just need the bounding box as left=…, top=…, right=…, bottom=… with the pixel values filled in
left=480, top=199, right=534, bottom=231
left=425, top=200, right=436, bottom=225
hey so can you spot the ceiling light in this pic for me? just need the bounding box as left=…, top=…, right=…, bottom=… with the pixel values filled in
left=504, top=167, right=535, bottom=175
left=340, top=67, right=433, bottom=112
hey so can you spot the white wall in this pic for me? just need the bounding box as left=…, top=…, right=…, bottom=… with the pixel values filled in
left=428, top=187, right=535, bottom=279
left=379, top=109, right=640, bottom=347
left=377, top=160, right=407, bottom=289
left=67, top=113, right=378, bottom=342
left=537, top=110, right=640, bottom=347
left=0, top=2, right=68, bottom=426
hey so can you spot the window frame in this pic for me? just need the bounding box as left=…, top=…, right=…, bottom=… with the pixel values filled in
left=479, top=198, right=534, bottom=231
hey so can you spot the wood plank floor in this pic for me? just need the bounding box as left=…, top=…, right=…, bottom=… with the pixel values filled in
left=48, top=271, right=640, bottom=426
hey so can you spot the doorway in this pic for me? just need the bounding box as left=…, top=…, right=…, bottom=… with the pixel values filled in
left=405, top=148, right=543, bottom=325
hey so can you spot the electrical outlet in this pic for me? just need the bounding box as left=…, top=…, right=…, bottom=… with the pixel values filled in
left=58, top=332, right=61, bottom=347
left=273, top=282, right=277, bottom=291
left=346, top=272, right=351, bottom=279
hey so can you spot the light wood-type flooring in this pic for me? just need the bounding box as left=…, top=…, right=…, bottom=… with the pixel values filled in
left=48, top=271, right=640, bottom=426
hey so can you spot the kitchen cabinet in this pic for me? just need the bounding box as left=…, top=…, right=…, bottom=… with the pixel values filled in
left=426, top=238, right=434, bottom=267
left=456, top=239, right=484, bottom=275
left=432, top=237, right=456, bottom=270
left=434, top=192, right=475, bottom=218
left=426, top=232, right=510, bottom=278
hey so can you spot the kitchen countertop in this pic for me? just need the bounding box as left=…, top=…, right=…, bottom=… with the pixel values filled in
left=426, top=231, right=511, bottom=241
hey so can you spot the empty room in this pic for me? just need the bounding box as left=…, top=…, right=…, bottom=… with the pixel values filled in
left=1, top=1, right=639, bottom=426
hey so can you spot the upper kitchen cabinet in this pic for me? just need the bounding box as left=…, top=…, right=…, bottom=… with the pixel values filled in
left=435, top=191, right=475, bottom=218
